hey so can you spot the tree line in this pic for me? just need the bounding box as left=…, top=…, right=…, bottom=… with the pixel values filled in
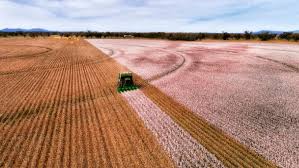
left=1, top=31, right=299, bottom=41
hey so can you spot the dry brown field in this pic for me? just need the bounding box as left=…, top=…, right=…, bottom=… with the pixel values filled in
left=0, top=38, right=174, bottom=168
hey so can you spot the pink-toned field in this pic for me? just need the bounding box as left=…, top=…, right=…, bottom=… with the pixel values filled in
left=122, top=90, right=224, bottom=168
left=88, top=39, right=299, bottom=168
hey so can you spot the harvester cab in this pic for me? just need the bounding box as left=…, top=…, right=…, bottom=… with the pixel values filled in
left=117, top=72, right=138, bottom=92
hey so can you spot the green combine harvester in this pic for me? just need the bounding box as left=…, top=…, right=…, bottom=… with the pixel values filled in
left=117, top=72, right=138, bottom=93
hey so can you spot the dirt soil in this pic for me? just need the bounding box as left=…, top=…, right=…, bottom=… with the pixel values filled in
left=0, top=38, right=175, bottom=168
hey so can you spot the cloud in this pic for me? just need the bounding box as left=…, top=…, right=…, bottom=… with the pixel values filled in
left=1, top=0, right=299, bottom=32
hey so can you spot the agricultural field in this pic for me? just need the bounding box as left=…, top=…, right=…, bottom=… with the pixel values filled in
left=0, top=37, right=297, bottom=168
left=0, top=38, right=174, bottom=168
left=88, top=39, right=299, bottom=168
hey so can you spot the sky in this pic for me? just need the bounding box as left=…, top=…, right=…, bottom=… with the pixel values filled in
left=0, top=0, right=299, bottom=32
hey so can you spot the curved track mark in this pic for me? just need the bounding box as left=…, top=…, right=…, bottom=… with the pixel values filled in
left=89, top=42, right=187, bottom=82
left=255, top=55, right=299, bottom=72
left=0, top=45, right=53, bottom=60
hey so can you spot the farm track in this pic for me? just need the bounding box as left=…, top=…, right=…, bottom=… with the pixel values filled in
left=0, top=38, right=175, bottom=168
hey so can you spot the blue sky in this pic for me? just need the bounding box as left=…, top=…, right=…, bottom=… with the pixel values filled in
left=1, top=0, right=299, bottom=32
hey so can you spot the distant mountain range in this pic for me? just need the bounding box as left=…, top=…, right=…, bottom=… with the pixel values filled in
left=0, top=28, right=52, bottom=32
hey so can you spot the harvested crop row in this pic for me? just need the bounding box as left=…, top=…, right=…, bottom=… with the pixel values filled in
left=0, top=38, right=175, bottom=168
left=122, top=90, right=224, bottom=168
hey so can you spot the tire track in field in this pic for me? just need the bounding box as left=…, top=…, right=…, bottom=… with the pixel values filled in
left=0, top=44, right=55, bottom=78
left=185, top=45, right=299, bottom=73
left=254, top=55, right=299, bottom=72
left=250, top=46, right=299, bottom=53
left=87, top=41, right=187, bottom=82
left=0, top=44, right=61, bottom=99
left=0, top=45, right=52, bottom=60
left=0, top=43, right=67, bottom=76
